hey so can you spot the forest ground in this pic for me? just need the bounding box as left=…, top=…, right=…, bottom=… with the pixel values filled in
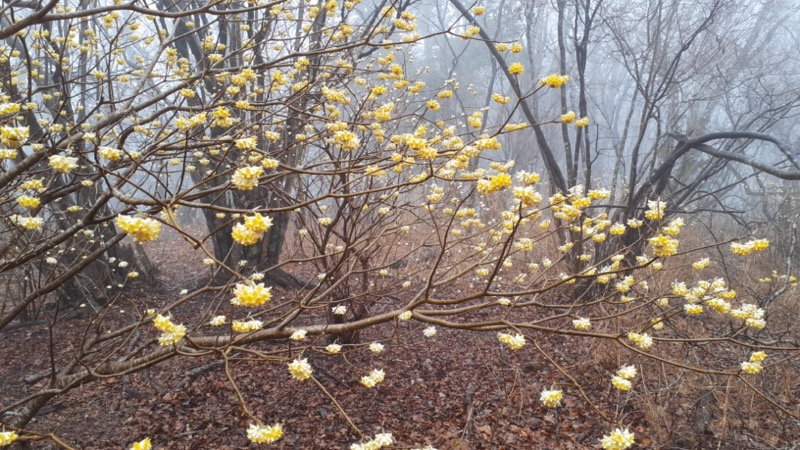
left=1, top=233, right=794, bottom=450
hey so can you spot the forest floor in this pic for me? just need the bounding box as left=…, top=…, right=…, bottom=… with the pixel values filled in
left=0, top=232, right=794, bottom=450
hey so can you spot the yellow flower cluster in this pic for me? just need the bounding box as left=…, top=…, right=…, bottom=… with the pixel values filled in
left=730, top=239, right=769, bottom=256
left=288, top=358, right=313, bottom=381
left=508, top=63, right=524, bottom=75
left=175, top=112, right=207, bottom=131
left=600, top=428, right=635, bottom=450
left=692, top=257, right=711, bottom=270
left=49, top=154, right=79, bottom=173
left=0, top=431, right=18, bottom=446
left=130, top=437, right=151, bottom=450
left=231, top=165, right=263, bottom=190
left=360, top=368, right=386, bottom=388
left=0, top=102, right=21, bottom=117
left=116, top=215, right=161, bottom=243
left=644, top=199, right=667, bottom=220
left=539, top=74, right=569, bottom=88
left=475, top=135, right=502, bottom=150
left=648, top=234, right=678, bottom=257
left=741, top=351, right=766, bottom=374
left=572, top=317, right=591, bottom=330
left=232, top=319, right=263, bottom=333
left=627, top=332, right=653, bottom=349
left=612, top=375, right=632, bottom=391
left=247, top=423, right=283, bottom=444
left=153, top=314, right=186, bottom=346
left=350, top=433, right=394, bottom=450
left=231, top=282, right=273, bottom=307
left=539, top=389, right=563, bottom=407
left=476, top=173, right=512, bottom=194
left=16, top=195, right=40, bottom=209
left=231, top=212, right=272, bottom=246
left=0, top=126, right=29, bottom=147
left=333, top=130, right=361, bottom=151
left=235, top=136, right=257, bottom=150
left=492, top=93, right=510, bottom=104
left=9, top=214, right=44, bottom=230
left=512, top=186, right=542, bottom=207
left=612, top=364, right=637, bottom=391
left=497, top=332, right=525, bottom=350
left=730, top=303, right=766, bottom=329
left=98, top=146, right=123, bottom=161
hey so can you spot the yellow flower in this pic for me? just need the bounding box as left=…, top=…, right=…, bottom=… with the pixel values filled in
left=360, top=368, right=386, bottom=388
left=572, top=318, right=591, bottom=330
left=0, top=102, right=21, bottom=117
left=627, top=332, right=653, bottom=349
left=130, top=437, right=151, bottom=450
left=539, top=74, right=569, bottom=88
left=575, top=117, right=590, bottom=128
left=508, top=62, right=524, bottom=75
left=472, top=6, right=486, bottom=15
left=326, top=344, right=342, bottom=354
left=49, top=154, right=79, bottom=173
left=741, top=361, right=763, bottom=374
left=510, top=42, right=523, bottom=53
left=612, top=375, right=632, bottom=391
left=476, top=173, right=512, bottom=194
left=290, top=330, right=307, bottom=341
left=98, top=146, right=123, bottom=161
left=247, top=423, right=283, bottom=444
left=617, top=365, right=637, bottom=380
left=153, top=315, right=186, bottom=346
left=231, top=282, right=272, bottom=307
left=0, top=126, right=29, bottom=147
left=492, top=93, right=510, bottom=104
left=539, top=389, right=563, bottom=407
left=232, top=319, right=263, bottom=333
left=731, top=238, right=769, bottom=256
left=751, top=239, right=769, bottom=251
left=288, top=358, right=313, bottom=381
left=232, top=223, right=261, bottom=245
left=244, top=213, right=273, bottom=233
left=497, top=332, right=525, bottom=350
left=648, top=234, right=678, bottom=257
left=116, top=215, right=161, bottom=243
left=560, top=111, right=576, bottom=124
left=684, top=304, right=703, bottom=315
left=209, top=315, right=226, bottom=326
left=231, top=165, right=264, bottom=190
left=0, top=431, right=19, bottom=446
left=235, top=136, right=258, bottom=150
left=609, top=223, right=626, bottom=235
left=16, top=195, right=40, bottom=209
left=644, top=200, right=666, bottom=220
left=600, top=428, right=635, bottom=450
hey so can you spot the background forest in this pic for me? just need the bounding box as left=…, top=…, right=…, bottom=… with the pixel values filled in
left=1, top=0, right=800, bottom=448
